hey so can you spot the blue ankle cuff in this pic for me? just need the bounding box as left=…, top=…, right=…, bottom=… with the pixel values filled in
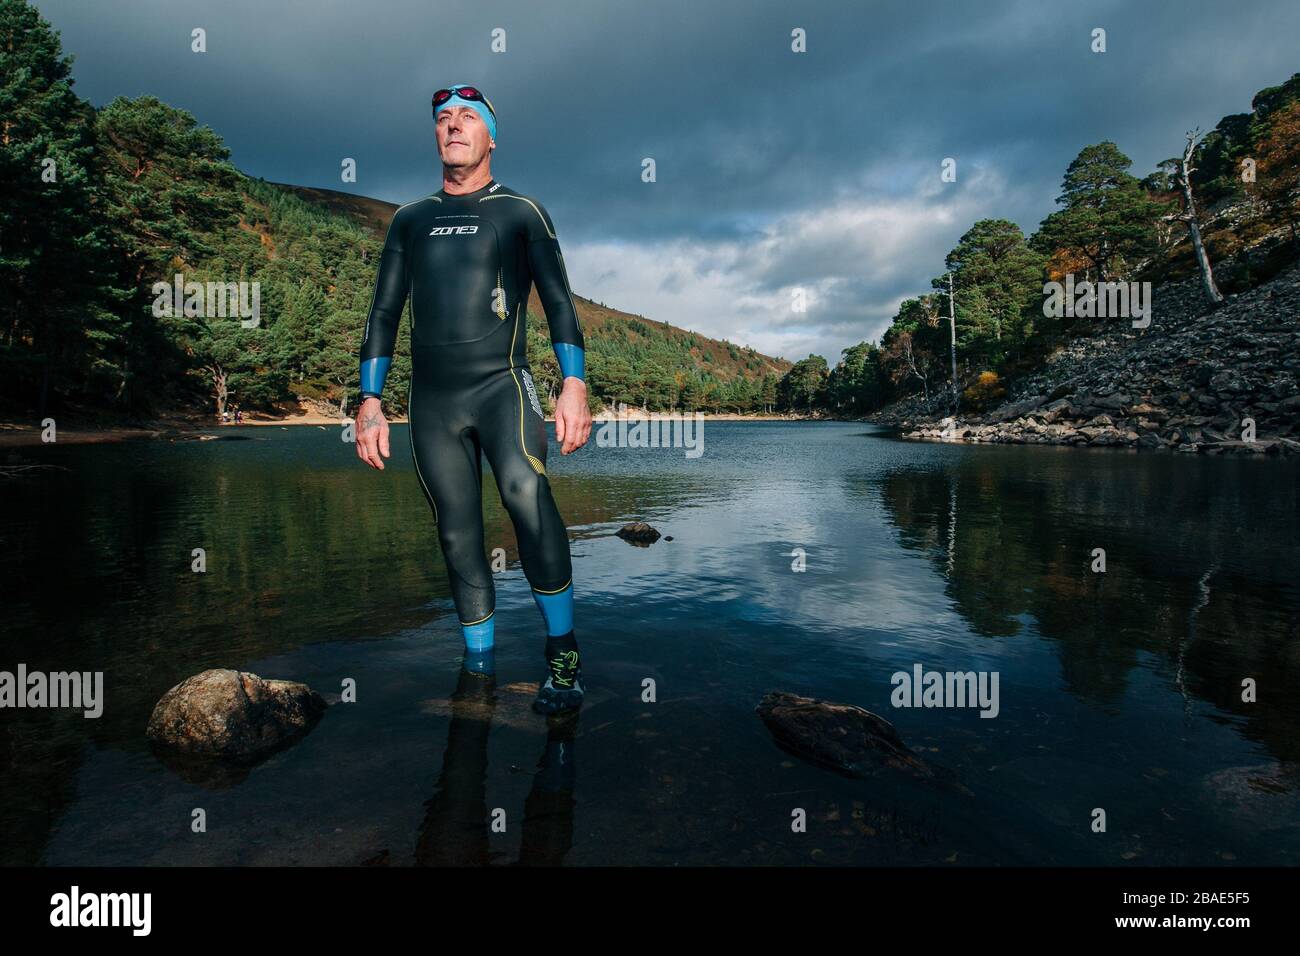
left=531, top=582, right=574, bottom=636
left=461, top=612, right=495, bottom=651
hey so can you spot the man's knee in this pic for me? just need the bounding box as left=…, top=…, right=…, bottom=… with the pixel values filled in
left=437, top=523, right=484, bottom=561
left=496, top=467, right=546, bottom=511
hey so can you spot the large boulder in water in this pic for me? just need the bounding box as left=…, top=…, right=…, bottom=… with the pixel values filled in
left=146, top=669, right=327, bottom=760
left=756, top=691, right=946, bottom=785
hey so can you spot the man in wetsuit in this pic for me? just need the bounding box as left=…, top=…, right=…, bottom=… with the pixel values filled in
left=354, top=84, right=591, bottom=714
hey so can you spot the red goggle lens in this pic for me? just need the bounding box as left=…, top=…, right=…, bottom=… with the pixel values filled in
left=434, top=87, right=481, bottom=105
left=432, top=86, right=494, bottom=119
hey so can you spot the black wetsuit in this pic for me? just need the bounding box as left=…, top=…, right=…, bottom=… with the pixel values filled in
left=358, top=179, right=584, bottom=644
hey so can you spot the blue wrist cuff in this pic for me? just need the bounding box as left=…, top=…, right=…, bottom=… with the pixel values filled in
left=360, top=357, right=391, bottom=396
left=553, top=343, right=584, bottom=381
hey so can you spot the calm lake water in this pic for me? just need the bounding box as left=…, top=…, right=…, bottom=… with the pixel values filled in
left=2, top=421, right=1298, bottom=866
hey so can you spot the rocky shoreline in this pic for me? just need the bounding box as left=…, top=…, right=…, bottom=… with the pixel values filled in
left=872, top=263, right=1300, bottom=457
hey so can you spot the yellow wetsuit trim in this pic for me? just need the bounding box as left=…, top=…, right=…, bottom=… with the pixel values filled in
left=481, top=192, right=582, bottom=336
left=407, top=376, right=438, bottom=523
left=479, top=193, right=554, bottom=237
left=508, top=304, right=546, bottom=476
left=531, top=579, right=571, bottom=595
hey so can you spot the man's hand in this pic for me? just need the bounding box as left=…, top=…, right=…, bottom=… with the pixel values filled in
left=355, top=397, right=391, bottom=469
left=553, top=377, right=591, bottom=455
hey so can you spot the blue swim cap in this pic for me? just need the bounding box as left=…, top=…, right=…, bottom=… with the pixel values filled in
left=433, top=84, right=497, bottom=142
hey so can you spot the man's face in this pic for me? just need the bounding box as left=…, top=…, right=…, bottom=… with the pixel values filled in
left=436, top=105, right=493, bottom=168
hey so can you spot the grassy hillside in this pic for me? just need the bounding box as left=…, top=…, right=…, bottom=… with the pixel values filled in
left=267, top=182, right=398, bottom=242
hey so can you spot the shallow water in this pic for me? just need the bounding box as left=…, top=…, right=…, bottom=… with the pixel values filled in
left=2, top=421, right=1298, bottom=865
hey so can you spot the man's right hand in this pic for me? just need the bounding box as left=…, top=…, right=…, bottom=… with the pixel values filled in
left=355, top=397, right=391, bottom=469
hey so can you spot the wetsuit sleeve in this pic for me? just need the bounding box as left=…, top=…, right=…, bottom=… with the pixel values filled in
left=358, top=211, right=409, bottom=400
left=525, top=201, right=585, bottom=382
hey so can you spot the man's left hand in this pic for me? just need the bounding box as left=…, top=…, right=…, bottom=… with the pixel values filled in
left=553, top=377, right=592, bottom=455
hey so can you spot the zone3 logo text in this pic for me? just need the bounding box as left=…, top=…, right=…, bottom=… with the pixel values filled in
left=429, top=225, right=479, bottom=236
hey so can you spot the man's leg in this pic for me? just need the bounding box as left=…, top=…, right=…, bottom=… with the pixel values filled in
left=409, top=382, right=496, bottom=651
left=478, top=370, right=584, bottom=713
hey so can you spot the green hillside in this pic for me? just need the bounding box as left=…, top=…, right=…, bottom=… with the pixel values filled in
left=270, top=181, right=792, bottom=416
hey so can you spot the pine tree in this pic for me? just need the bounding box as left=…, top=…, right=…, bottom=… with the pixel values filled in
left=1031, top=142, right=1167, bottom=281
left=94, top=94, right=244, bottom=407
left=0, top=0, right=127, bottom=415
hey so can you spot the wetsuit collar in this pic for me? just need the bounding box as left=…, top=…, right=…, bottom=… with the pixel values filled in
left=439, top=178, right=497, bottom=200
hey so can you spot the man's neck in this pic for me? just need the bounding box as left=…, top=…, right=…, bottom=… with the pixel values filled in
left=443, top=165, right=493, bottom=195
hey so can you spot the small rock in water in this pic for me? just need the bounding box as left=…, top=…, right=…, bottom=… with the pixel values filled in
left=146, top=668, right=327, bottom=760
left=616, top=521, right=662, bottom=544
left=756, top=691, right=951, bottom=786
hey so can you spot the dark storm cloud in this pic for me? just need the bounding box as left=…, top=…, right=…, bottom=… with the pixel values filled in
left=33, top=0, right=1300, bottom=362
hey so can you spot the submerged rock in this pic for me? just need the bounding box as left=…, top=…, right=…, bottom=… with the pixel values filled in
left=146, top=668, right=327, bottom=760
left=1202, top=763, right=1300, bottom=833
left=757, top=691, right=953, bottom=787
left=616, top=521, right=662, bottom=544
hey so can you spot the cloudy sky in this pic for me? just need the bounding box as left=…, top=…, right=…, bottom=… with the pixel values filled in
left=34, top=0, right=1300, bottom=365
